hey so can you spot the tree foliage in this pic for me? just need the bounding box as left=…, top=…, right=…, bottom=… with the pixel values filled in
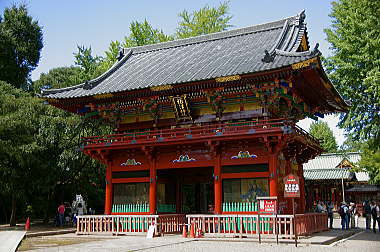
left=325, top=0, right=380, bottom=148
left=123, top=20, right=173, bottom=48
left=176, top=1, right=232, bottom=39
left=359, top=145, right=380, bottom=184
left=0, top=4, right=43, bottom=89
left=309, top=121, right=338, bottom=153
left=33, top=66, right=85, bottom=91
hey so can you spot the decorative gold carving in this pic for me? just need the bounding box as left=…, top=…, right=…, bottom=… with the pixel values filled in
left=291, top=58, right=319, bottom=70
left=298, top=34, right=309, bottom=51
left=171, top=95, right=192, bottom=121
left=93, top=93, right=113, bottom=99
left=150, top=85, right=173, bottom=91
left=215, top=75, right=241, bottom=83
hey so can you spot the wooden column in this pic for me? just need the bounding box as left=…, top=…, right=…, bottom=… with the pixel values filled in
left=214, top=150, right=222, bottom=214
left=298, top=164, right=306, bottom=213
left=104, top=163, right=113, bottom=215
left=149, top=154, right=157, bottom=214
left=269, top=154, right=278, bottom=197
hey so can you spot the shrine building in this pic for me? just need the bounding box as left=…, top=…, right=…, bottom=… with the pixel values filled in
left=41, top=11, right=348, bottom=216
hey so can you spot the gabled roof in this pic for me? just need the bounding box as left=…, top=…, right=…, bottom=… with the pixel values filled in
left=41, top=11, right=321, bottom=99
left=304, top=168, right=353, bottom=180
left=303, top=152, right=369, bottom=181
left=303, top=152, right=360, bottom=170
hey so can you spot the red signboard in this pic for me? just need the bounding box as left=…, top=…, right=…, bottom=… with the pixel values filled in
left=257, top=196, right=277, bottom=214
left=284, top=174, right=300, bottom=198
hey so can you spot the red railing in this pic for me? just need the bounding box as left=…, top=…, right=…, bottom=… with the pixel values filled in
left=82, top=119, right=319, bottom=148
left=76, top=214, right=185, bottom=235
left=295, top=213, right=328, bottom=236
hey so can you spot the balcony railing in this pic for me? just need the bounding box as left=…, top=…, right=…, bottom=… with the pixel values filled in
left=82, top=118, right=319, bottom=148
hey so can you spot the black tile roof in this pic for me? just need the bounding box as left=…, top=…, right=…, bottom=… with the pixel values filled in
left=41, top=11, right=321, bottom=99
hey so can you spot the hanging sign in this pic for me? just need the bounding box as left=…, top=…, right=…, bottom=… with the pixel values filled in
left=171, top=95, right=192, bottom=121
left=283, top=174, right=300, bottom=198
left=257, top=196, right=277, bottom=214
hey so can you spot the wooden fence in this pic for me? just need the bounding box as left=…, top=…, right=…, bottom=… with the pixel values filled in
left=76, top=214, right=185, bottom=235
left=76, top=213, right=327, bottom=238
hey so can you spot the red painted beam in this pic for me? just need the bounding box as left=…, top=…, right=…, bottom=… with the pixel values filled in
left=112, top=178, right=149, bottom=183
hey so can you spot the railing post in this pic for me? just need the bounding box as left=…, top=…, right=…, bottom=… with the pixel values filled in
left=258, top=214, right=261, bottom=243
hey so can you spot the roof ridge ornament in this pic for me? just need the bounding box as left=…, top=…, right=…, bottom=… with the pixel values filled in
left=262, top=50, right=276, bottom=63
left=311, top=43, right=320, bottom=55
left=299, top=10, right=306, bottom=25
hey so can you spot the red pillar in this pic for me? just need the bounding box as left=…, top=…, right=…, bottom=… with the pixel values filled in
left=298, top=164, right=306, bottom=213
left=104, top=164, right=113, bottom=215
left=214, top=151, right=222, bottom=214
left=149, top=155, right=157, bottom=214
left=269, top=154, right=278, bottom=197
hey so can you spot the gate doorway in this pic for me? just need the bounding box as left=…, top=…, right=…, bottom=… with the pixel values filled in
left=157, top=167, right=214, bottom=214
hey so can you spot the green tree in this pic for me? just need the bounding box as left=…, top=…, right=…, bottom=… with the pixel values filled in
left=74, top=46, right=103, bottom=81
left=359, top=146, right=380, bottom=184
left=0, top=4, right=43, bottom=89
left=325, top=0, right=380, bottom=148
left=33, top=66, right=85, bottom=91
left=123, top=20, right=173, bottom=48
left=0, top=81, right=44, bottom=225
left=309, top=121, right=338, bottom=153
left=176, top=1, right=232, bottom=39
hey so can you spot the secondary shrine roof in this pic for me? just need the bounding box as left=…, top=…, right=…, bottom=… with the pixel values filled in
left=303, top=152, right=369, bottom=181
left=41, top=11, right=325, bottom=99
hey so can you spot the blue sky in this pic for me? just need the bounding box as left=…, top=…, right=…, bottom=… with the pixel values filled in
left=0, top=0, right=346, bottom=146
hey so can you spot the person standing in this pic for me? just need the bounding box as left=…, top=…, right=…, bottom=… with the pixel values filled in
left=339, top=202, right=349, bottom=230
left=371, top=201, right=378, bottom=233
left=351, top=203, right=360, bottom=228
left=364, top=200, right=372, bottom=230
left=327, top=201, right=334, bottom=229
left=57, top=203, right=65, bottom=227
left=375, top=202, right=380, bottom=232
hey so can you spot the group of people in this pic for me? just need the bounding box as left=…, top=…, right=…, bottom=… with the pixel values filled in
left=338, top=201, right=361, bottom=230
left=316, top=201, right=351, bottom=229
left=57, top=202, right=88, bottom=227
left=315, top=200, right=374, bottom=230
left=363, top=200, right=380, bottom=233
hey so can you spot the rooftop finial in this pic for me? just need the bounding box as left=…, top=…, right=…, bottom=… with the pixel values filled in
left=262, top=50, right=275, bottom=63
left=117, top=48, right=124, bottom=61
left=299, top=10, right=306, bottom=24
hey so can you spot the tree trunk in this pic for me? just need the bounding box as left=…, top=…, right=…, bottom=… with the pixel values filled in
left=9, top=195, right=16, bottom=227
left=43, top=190, right=52, bottom=224
left=0, top=196, right=8, bottom=224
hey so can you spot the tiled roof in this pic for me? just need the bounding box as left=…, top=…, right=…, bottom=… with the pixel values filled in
left=355, top=172, right=370, bottom=182
left=303, top=152, right=360, bottom=170
left=304, top=168, right=353, bottom=180
left=303, top=152, right=370, bottom=182
left=346, top=184, right=380, bottom=192
left=41, top=11, right=321, bottom=99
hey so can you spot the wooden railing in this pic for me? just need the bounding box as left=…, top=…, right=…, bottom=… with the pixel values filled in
left=187, top=214, right=295, bottom=239
left=158, top=214, right=186, bottom=234
left=76, top=213, right=327, bottom=238
left=295, top=213, right=328, bottom=236
left=76, top=214, right=185, bottom=235
left=82, top=119, right=319, bottom=148
left=187, top=213, right=328, bottom=238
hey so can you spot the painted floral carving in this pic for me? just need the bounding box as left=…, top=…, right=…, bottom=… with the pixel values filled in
left=121, top=159, right=142, bottom=166
left=172, top=154, right=196, bottom=163
left=231, top=151, right=257, bottom=159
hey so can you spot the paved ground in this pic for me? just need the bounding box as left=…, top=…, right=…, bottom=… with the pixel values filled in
left=0, top=231, right=26, bottom=252
left=15, top=217, right=380, bottom=251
